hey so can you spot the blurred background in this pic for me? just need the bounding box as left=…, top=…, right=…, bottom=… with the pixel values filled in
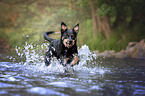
left=0, top=0, right=145, bottom=52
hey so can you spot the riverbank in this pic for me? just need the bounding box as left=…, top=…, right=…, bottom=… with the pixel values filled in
left=1, top=38, right=145, bottom=59
left=94, top=39, right=145, bottom=59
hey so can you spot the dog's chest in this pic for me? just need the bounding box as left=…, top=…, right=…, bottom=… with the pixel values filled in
left=62, top=49, right=73, bottom=57
left=64, top=49, right=68, bottom=55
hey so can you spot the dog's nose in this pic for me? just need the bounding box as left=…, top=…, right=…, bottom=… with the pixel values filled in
left=69, top=40, right=73, bottom=44
left=69, top=41, right=72, bottom=43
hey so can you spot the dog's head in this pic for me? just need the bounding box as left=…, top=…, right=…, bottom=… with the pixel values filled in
left=61, top=22, right=79, bottom=48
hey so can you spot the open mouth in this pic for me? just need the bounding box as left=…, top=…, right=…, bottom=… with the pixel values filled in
left=66, top=42, right=72, bottom=47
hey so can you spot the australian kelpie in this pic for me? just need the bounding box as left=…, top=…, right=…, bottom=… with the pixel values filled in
left=43, top=22, right=79, bottom=67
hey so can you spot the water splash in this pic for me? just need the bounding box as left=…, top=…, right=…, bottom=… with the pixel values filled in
left=15, top=42, right=108, bottom=74
left=15, top=42, right=48, bottom=64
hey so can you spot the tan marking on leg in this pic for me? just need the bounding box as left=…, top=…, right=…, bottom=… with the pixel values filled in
left=71, top=56, right=79, bottom=66
left=64, top=58, right=69, bottom=64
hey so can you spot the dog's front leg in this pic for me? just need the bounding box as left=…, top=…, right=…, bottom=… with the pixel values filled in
left=70, top=54, right=79, bottom=67
left=64, top=58, right=70, bottom=64
left=59, top=56, right=67, bottom=67
left=45, top=50, right=52, bottom=66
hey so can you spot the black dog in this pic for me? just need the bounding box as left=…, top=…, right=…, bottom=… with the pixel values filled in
left=43, top=22, right=79, bottom=67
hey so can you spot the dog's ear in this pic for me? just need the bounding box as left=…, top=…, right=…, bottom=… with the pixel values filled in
left=61, top=22, right=68, bottom=32
left=73, top=23, right=79, bottom=33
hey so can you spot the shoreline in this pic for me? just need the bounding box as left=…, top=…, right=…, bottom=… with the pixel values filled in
left=93, top=39, right=145, bottom=59
left=0, top=38, right=145, bottom=60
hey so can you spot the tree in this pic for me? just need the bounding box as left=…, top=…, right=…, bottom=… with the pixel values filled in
left=70, top=0, right=112, bottom=39
left=90, top=0, right=97, bottom=37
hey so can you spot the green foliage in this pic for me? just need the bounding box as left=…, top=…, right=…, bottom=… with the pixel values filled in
left=78, top=19, right=118, bottom=51
left=0, top=29, right=7, bottom=39
left=47, top=8, right=81, bottom=27
left=7, top=5, right=83, bottom=47
left=97, top=4, right=116, bottom=17
left=76, top=0, right=90, bottom=8
left=78, top=19, right=145, bottom=52
left=0, top=0, right=145, bottom=53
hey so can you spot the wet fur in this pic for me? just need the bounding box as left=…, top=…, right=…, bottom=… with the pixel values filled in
left=43, top=22, right=79, bottom=67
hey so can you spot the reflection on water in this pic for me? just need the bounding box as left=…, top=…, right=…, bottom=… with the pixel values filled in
left=0, top=44, right=145, bottom=96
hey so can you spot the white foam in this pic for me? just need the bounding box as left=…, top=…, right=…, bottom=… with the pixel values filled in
left=15, top=43, right=108, bottom=75
left=28, top=87, right=68, bottom=96
left=49, top=82, right=68, bottom=87
left=7, top=77, right=16, bottom=81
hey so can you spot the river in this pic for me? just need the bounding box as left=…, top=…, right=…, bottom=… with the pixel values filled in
left=0, top=44, right=145, bottom=96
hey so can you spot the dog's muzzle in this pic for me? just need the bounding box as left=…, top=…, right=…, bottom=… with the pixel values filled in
left=63, top=39, right=75, bottom=48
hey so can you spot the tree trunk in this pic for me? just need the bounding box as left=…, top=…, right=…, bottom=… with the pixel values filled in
left=90, top=0, right=97, bottom=37
left=96, top=15, right=111, bottom=39
left=96, top=16, right=101, bottom=33
left=72, top=0, right=76, bottom=8
left=101, top=16, right=111, bottom=39
left=69, top=0, right=72, bottom=10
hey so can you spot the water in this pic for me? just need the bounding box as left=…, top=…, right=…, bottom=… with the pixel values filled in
left=0, top=44, right=145, bottom=96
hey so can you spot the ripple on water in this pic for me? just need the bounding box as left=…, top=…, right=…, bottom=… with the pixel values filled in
left=7, top=77, right=16, bottom=81
left=76, top=88, right=89, bottom=92
left=0, top=90, right=8, bottom=95
left=27, top=87, right=68, bottom=96
left=49, top=82, right=68, bottom=87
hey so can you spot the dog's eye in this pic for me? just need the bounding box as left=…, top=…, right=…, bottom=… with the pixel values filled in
left=71, top=34, right=74, bottom=38
left=64, top=34, right=69, bottom=38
